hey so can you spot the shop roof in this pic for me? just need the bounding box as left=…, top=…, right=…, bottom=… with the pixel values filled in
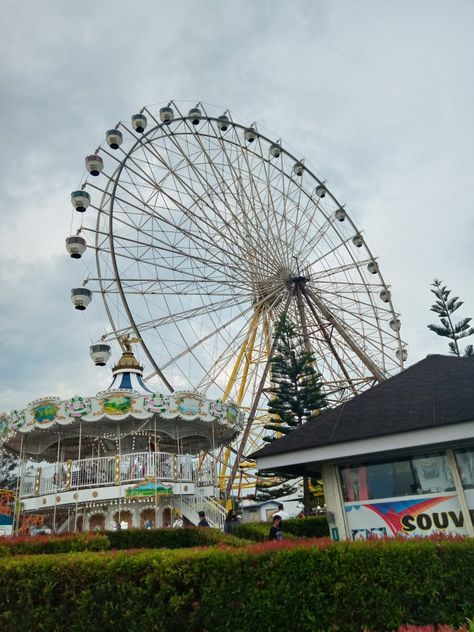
left=251, top=355, right=474, bottom=460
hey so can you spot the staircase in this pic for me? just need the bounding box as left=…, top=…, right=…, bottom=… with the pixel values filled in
left=178, top=488, right=226, bottom=529
left=57, top=513, right=76, bottom=534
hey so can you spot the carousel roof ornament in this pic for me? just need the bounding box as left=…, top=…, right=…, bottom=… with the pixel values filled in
left=108, top=335, right=152, bottom=393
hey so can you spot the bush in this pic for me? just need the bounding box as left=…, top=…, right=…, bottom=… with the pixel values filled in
left=232, top=515, right=329, bottom=541
left=0, top=532, right=110, bottom=556
left=231, top=521, right=269, bottom=541
left=0, top=528, right=247, bottom=557
left=0, top=538, right=473, bottom=631
left=105, top=527, right=247, bottom=550
left=284, top=515, right=329, bottom=538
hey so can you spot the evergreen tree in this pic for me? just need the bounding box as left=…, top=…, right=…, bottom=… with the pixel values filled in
left=428, top=279, right=474, bottom=357
left=255, top=314, right=327, bottom=513
left=0, top=451, right=17, bottom=490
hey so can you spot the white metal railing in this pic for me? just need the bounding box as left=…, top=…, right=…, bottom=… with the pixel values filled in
left=20, top=451, right=211, bottom=498
left=21, top=477, right=35, bottom=497
left=180, top=487, right=227, bottom=529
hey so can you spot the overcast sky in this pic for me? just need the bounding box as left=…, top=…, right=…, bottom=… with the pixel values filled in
left=0, top=0, right=473, bottom=412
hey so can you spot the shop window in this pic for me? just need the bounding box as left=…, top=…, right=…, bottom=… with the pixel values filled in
left=454, top=448, right=474, bottom=489
left=340, top=452, right=453, bottom=502
left=411, top=454, right=454, bottom=494
left=341, top=465, right=369, bottom=501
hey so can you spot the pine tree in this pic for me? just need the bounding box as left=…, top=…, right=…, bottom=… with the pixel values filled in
left=0, top=451, right=17, bottom=490
left=255, top=313, right=327, bottom=513
left=428, top=279, right=474, bottom=357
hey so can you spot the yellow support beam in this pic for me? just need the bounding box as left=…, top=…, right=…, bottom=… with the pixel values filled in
left=219, top=309, right=262, bottom=492
left=236, top=321, right=259, bottom=405
left=222, top=310, right=260, bottom=402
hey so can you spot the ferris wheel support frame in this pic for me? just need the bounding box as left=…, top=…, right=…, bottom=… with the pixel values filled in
left=218, top=309, right=262, bottom=493
left=300, top=285, right=358, bottom=396
left=224, top=292, right=292, bottom=502
left=303, top=286, right=386, bottom=382
left=221, top=275, right=392, bottom=502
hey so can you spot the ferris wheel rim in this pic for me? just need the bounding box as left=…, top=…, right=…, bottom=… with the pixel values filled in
left=68, top=100, right=409, bottom=499
left=83, top=108, right=404, bottom=390
left=71, top=102, right=403, bottom=422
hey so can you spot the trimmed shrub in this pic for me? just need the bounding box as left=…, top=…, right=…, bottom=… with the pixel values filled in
left=0, top=532, right=109, bottom=556
left=0, top=538, right=473, bottom=631
left=284, top=515, right=329, bottom=538
left=232, top=515, right=329, bottom=541
left=105, top=527, right=247, bottom=550
left=231, top=521, right=269, bottom=541
left=0, top=528, right=247, bottom=557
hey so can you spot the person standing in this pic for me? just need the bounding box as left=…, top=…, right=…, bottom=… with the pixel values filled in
left=223, top=509, right=235, bottom=534
left=273, top=503, right=290, bottom=521
left=197, top=510, right=210, bottom=527
left=268, top=515, right=283, bottom=541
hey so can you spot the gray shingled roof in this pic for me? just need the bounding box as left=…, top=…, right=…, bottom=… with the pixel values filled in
left=251, top=354, right=474, bottom=459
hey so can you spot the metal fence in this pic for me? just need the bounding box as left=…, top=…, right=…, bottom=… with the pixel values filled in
left=20, top=451, right=214, bottom=498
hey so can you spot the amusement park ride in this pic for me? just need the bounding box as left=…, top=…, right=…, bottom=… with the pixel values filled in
left=0, top=101, right=407, bottom=532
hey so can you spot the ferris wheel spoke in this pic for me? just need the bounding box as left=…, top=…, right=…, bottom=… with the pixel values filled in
left=302, top=287, right=386, bottom=380
left=90, top=239, right=254, bottom=293
left=99, top=158, right=238, bottom=267
left=230, top=136, right=289, bottom=267
left=195, top=291, right=284, bottom=395
left=157, top=122, right=268, bottom=253
left=140, top=125, right=287, bottom=276
left=157, top=286, right=277, bottom=395
left=288, top=173, right=307, bottom=258
left=155, top=304, right=260, bottom=377
left=183, top=120, right=289, bottom=265
left=94, top=180, right=252, bottom=278
left=312, top=293, right=398, bottom=351
left=132, top=123, right=271, bottom=258
left=309, top=256, right=375, bottom=280
left=316, top=285, right=393, bottom=315
left=151, top=284, right=283, bottom=385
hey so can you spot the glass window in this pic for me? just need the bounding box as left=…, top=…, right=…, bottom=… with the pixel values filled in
left=411, top=454, right=453, bottom=494
left=339, top=452, right=453, bottom=502
left=454, top=448, right=474, bottom=489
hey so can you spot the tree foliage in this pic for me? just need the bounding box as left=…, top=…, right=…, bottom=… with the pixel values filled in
left=255, top=313, right=327, bottom=504
left=266, top=314, right=327, bottom=430
left=0, top=451, right=17, bottom=490
left=428, top=279, right=474, bottom=357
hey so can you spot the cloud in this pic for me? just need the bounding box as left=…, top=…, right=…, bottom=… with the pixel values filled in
left=1, top=0, right=474, bottom=413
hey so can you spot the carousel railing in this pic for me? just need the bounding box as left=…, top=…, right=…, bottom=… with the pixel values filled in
left=179, top=488, right=227, bottom=529
left=20, top=451, right=213, bottom=498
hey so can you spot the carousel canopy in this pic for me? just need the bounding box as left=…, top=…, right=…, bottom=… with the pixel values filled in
left=0, top=347, right=243, bottom=459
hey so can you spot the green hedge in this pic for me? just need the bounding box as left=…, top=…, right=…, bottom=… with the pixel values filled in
left=0, top=538, right=473, bottom=631
left=0, top=528, right=247, bottom=556
left=231, top=521, right=269, bottom=541
left=106, top=527, right=247, bottom=550
left=0, top=532, right=110, bottom=556
left=284, top=515, right=329, bottom=538
left=232, top=515, right=329, bottom=541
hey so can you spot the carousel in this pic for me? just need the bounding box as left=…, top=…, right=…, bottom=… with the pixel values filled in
left=0, top=338, right=243, bottom=533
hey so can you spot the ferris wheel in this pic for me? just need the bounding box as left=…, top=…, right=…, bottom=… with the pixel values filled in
left=67, top=101, right=407, bottom=499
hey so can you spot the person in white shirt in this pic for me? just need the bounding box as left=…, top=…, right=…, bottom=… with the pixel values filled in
left=273, top=503, right=290, bottom=521
left=172, top=514, right=184, bottom=528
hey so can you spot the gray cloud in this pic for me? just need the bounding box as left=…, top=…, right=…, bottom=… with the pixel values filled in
left=1, top=0, right=474, bottom=411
